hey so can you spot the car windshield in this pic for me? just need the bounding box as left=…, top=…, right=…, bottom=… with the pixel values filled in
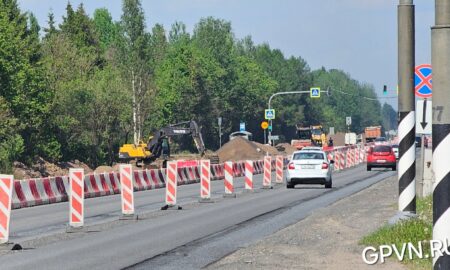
left=311, top=129, right=322, bottom=135
left=392, top=144, right=399, bottom=148
left=373, top=146, right=391, bottom=152
left=375, top=137, right=386, bottom=142
left=293, top=152, right=324, bottom=160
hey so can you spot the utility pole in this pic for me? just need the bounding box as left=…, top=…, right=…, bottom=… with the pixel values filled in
left=432, top=1, right=450, bottom=268
left=397, top=0, right=416, bottom=215
left=218, top=117, right=222, bottom=148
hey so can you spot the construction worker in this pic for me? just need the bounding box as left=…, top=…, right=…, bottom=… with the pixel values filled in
left=328, top=137, right=334, bottom=147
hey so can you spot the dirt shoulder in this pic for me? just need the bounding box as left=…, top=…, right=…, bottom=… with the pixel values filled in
left=208, top=175, right=405, bottom=270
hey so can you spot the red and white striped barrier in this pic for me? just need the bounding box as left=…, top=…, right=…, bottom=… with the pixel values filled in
left=224, top=161, right=234, bottom=196
left=339, top=150, right=345, bottom=170
left=120, top=164, right=134, bottom=216
left=0, top=175, right=13, bottom=243
left=245, top=160, right=253, bottom=190
left=276, top=155, right=283, bottom=184
left=200, top=160, right=211, bottom=201
left=263, top=156, right=272, bottom=188
left=165, top=161, right=178, bottom=206
left=69, top=169, right=84, bottom=228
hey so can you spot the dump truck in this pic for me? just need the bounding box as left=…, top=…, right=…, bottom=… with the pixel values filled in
left=291, top=125, right=313, bottom=150
left=364, top=126, right=382, bottom=143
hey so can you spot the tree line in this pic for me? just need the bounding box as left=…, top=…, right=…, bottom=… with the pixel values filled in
left=0, top=0, right=395, bottom=172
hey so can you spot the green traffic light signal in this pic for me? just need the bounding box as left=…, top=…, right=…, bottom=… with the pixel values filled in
left=383, top=85, right=387, bottom=95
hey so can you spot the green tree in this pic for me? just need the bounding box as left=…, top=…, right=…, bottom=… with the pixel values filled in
left=0, top=97, right=24, bottom=172
left=0, top=0, right=52, bottom=162
left=382, top=103, right=397, bottom=131
left=120, top=0, right=152, bottom=145
left=93, top=8, right=119, bottom=52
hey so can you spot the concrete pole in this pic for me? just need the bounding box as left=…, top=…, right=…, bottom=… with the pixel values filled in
left=397, top=0, right=416, bottom=214
left=432, top=1, right=450, bottom=268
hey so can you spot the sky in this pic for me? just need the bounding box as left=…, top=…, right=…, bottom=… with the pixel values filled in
left=18, top=0, right=435, bottom=110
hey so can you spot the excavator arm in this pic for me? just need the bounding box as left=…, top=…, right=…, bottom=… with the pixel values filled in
left=119, top=120, right=206, bottom=167
left=146, top=121, right=206, bottom=160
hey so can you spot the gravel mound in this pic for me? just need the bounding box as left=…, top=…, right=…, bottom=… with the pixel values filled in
left=216, top=137, right=280, bottom=162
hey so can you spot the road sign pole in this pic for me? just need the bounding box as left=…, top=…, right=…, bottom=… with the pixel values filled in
left=397, top=0, right=416, bottom=215
left=432, top=1, right=450, bottom=268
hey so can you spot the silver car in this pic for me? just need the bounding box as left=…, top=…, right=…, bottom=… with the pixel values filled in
left=286, top=150, right=334, bottom=189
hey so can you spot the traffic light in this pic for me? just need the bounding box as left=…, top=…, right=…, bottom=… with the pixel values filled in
left=383, top=85, right=387, bottom=95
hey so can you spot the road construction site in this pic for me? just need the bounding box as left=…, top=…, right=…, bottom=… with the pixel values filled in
left=2, top=162, right=395, bottom=270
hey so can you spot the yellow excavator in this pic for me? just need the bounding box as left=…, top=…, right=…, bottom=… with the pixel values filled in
left=119, top=121, right=206, bottom=167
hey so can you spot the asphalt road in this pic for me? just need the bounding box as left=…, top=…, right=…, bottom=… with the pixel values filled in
left=2, top=165, right=395, bottom=270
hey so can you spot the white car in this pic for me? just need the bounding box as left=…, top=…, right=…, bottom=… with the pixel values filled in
left=392, top=144, right=399, bottom=159
left=286, top=149, right=334, bottom=189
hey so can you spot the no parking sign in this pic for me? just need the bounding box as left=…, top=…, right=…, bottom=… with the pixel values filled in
left=414, top=64, right=432, bottom=98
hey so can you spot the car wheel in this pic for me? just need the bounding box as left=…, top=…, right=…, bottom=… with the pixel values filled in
left=367, top=166, right=371, bottom=171
left=325, top=179, right=332, bottom=189
left=287, top=184, right=295, bottom=189
left=392, top=165, right=397, bottom=171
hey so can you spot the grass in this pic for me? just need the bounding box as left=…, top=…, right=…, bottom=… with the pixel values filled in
left=360, top=196, right=433, bottom=269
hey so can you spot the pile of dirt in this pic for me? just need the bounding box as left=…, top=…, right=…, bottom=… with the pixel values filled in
left=216, top=137, right=275, bottom=162
left=329, top=132, right=346, bottom=146
left=253, top=141, right=279, bottom=156
left=275, top=143, right=297, bottom=155
left=13, top=157, right=93, bottom=180
left=94, top=166, right=114, bottom=173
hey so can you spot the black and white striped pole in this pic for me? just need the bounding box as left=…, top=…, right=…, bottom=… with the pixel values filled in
left=432, top=1, right=450, bottom=268
left=397, top=0, right=416, bottom=215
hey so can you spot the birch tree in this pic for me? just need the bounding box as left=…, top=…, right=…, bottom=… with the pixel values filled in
left=120, top=0, right=150, bottom=145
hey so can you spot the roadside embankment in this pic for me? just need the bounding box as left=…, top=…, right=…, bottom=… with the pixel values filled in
left=208, top=175, right=405, bottom=270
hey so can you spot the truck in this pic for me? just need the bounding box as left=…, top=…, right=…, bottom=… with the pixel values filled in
left=345, top=132, right=357, bottom=145
left=311, top=125, right=327, bottom=147
left=364, top=126, right=382, bottom=143
left=291, top=125, right=313, bottom=150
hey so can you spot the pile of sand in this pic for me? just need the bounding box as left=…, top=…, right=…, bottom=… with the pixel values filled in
left=275, top=143, right=298, bottom=155
left=329, top=132, right=346, bottom=147
left=94, top=166, right=114, bottom=173
left=216, top=137, right=283, bottom=162
left=253, top=141, right=279, bottom=156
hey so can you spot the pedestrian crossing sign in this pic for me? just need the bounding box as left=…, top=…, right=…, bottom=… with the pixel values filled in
left=265, top=109, right=275, bottom=120
left=310, top=87, right=321, bottom=98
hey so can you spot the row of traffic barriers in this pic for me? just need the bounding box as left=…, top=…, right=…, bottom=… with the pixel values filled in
left=324, top=143, right=373, bottom=172
left=9, top=144, right=373, bottom=211
left=0, top=156, right=286, bottom=244
left=8, top=157, right=288, bottom=210
left=0, top=144, right=372, bottom=244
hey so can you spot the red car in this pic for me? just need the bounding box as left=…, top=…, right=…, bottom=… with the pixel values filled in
left=367, top=145, right=396, bottom=171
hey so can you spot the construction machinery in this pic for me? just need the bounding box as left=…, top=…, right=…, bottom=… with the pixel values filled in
left=311, top=125, right=327, bottom=147
left=364, top=126, right=382, bottom=143
left=291, top=125, right=313, bottom=150
left=119, top=121, right=206, bottom=167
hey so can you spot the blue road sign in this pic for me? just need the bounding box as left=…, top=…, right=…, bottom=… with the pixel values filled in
left=414, top=64, right=432, bottom=98
left=240, top=122, right=245, bottom=132
left=265, top=109, right=275, bottom=120
left=310, top=87, right=321, bottom=98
